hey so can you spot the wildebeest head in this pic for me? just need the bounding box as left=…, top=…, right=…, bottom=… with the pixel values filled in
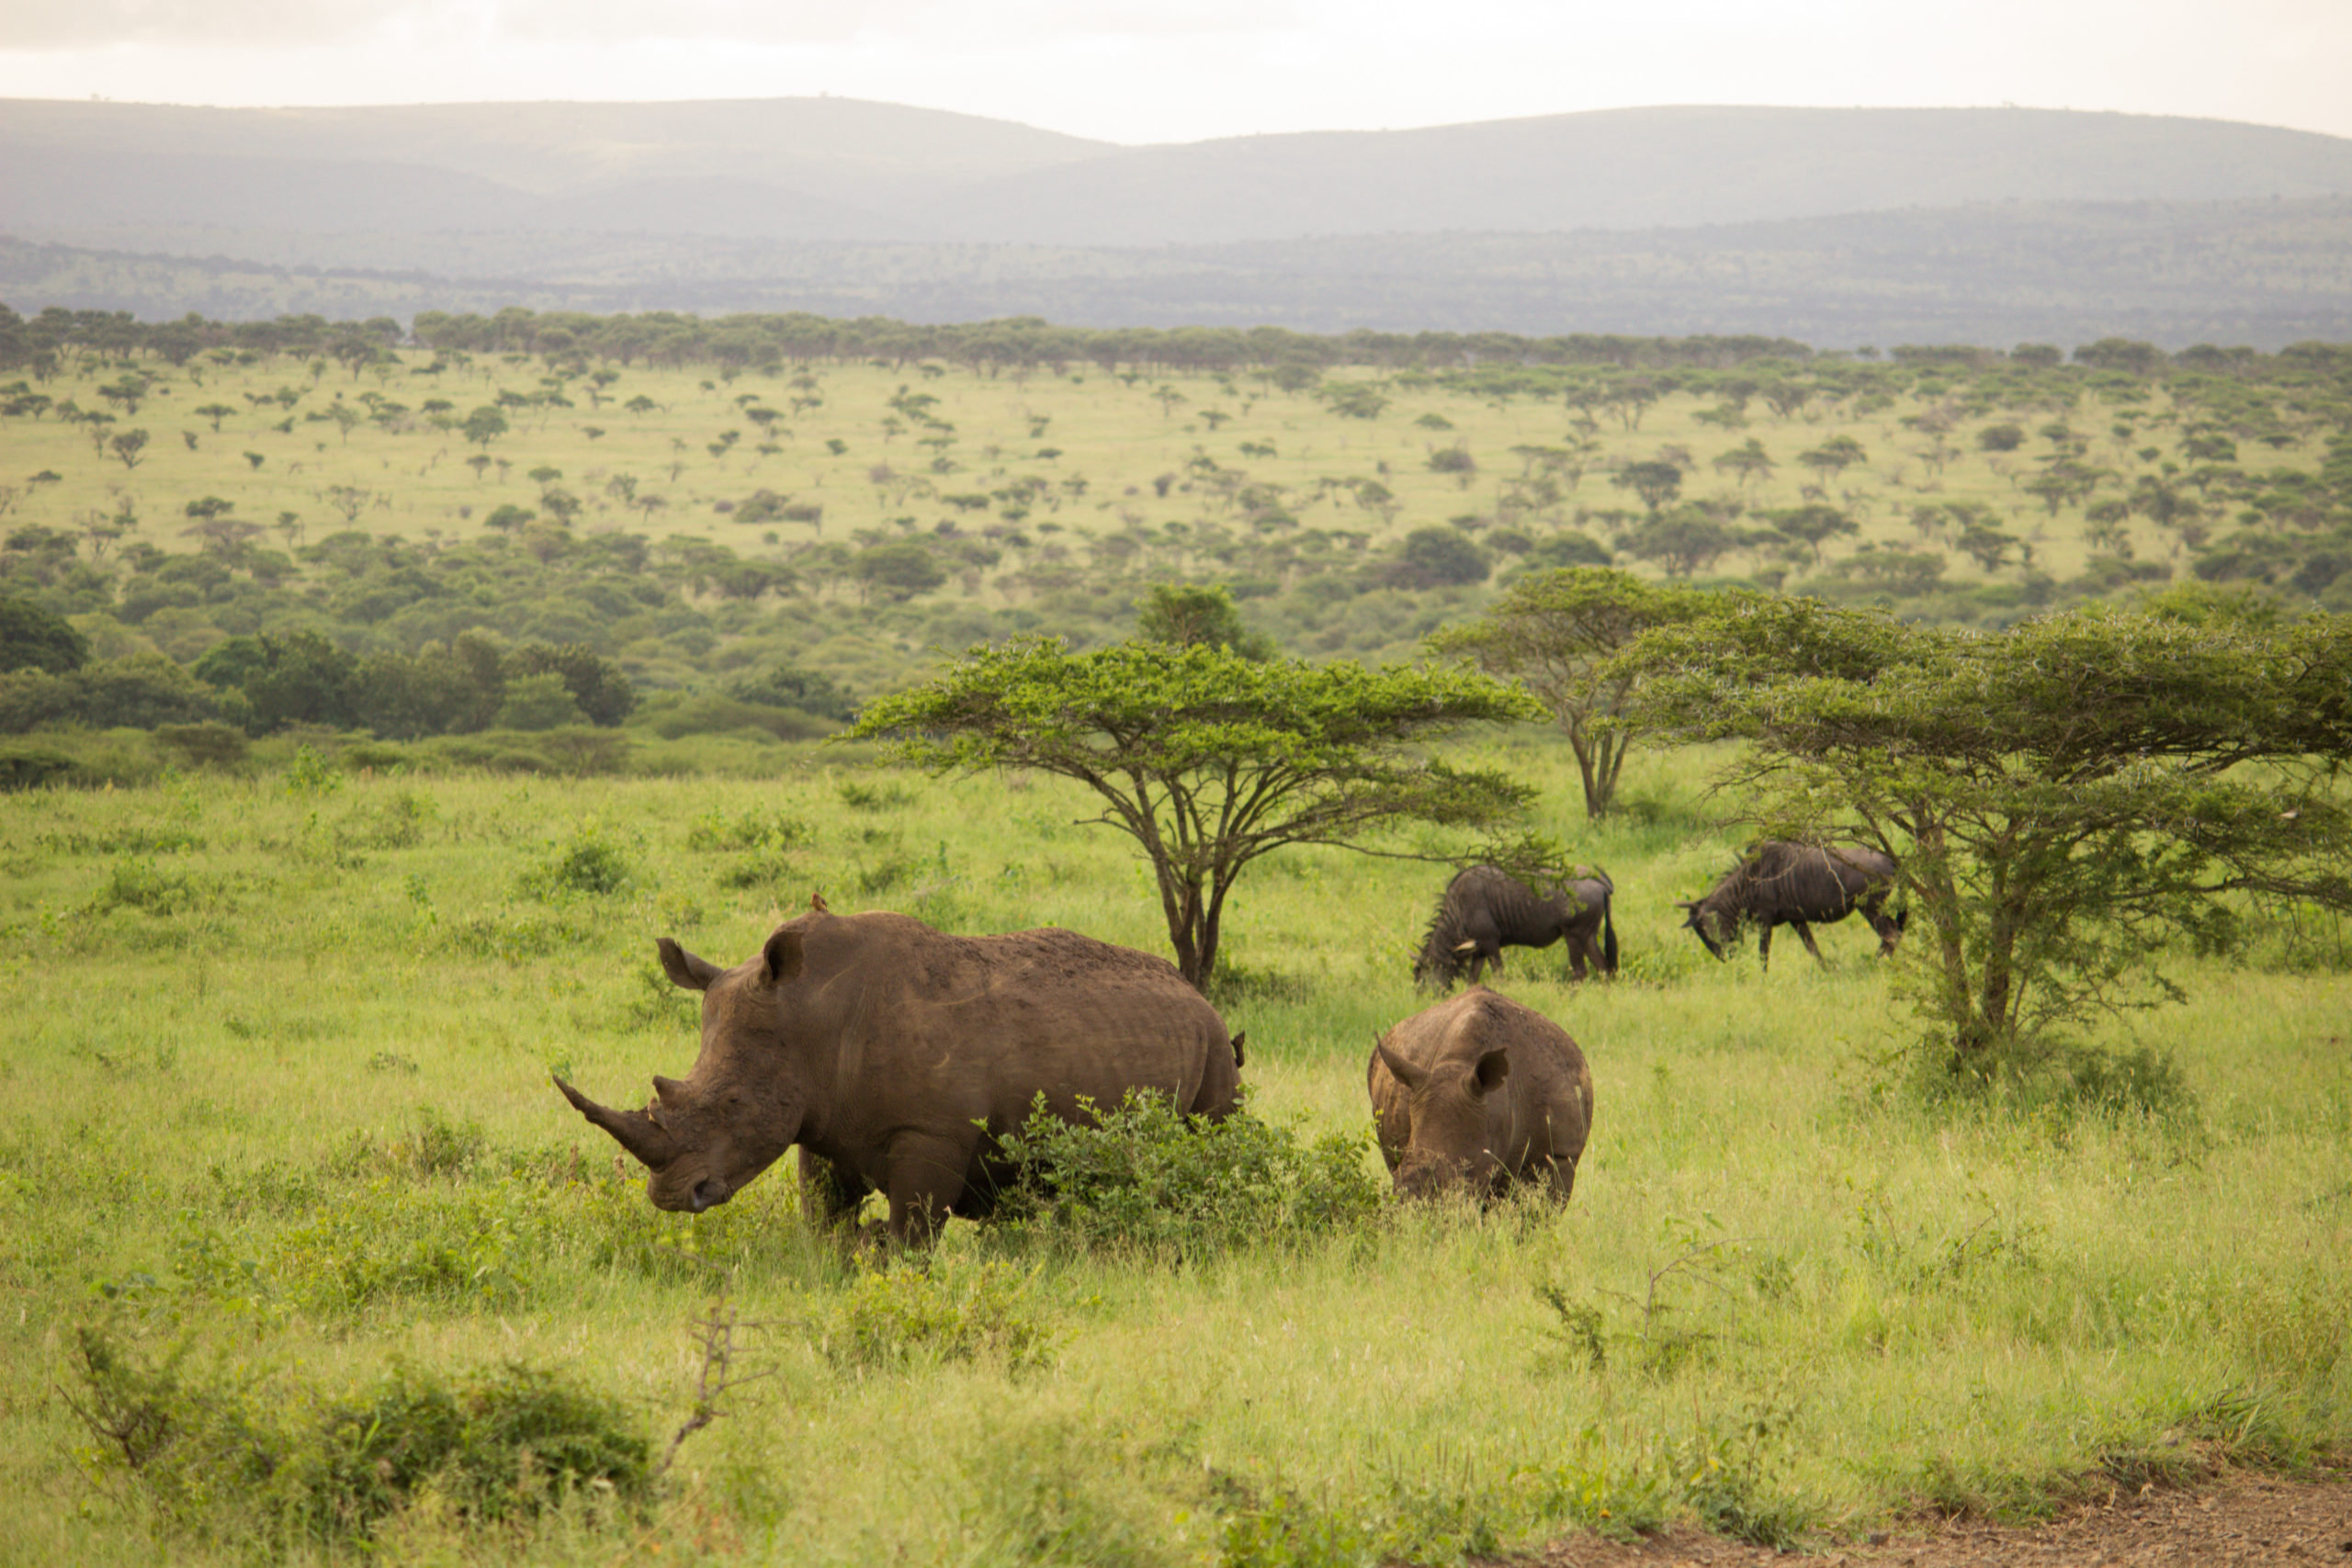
left=554, top=929, right=808, bottom=1213
left=1675, top=897, right=1737, bottom=960
left=1374, top=1034, right=1510, bottom=1199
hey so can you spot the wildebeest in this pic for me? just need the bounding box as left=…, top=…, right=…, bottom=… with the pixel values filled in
left=555, top=902, right=1240, bottom=1244
left=1367, top=987, right=1594, bottom=1201
left=1414, top=863, right=1617, bottom=990
left=1676, top=840, right=1905, bottom=969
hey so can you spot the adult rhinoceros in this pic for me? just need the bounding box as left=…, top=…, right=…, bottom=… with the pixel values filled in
left=556, top=904, right=1241, bottom=1243
left=1367, top=986, right=1593, bottom=1202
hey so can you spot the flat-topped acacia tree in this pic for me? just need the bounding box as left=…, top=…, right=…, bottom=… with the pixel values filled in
left=1617, top=588, right=2352, bottom=1087
left=849, top=638, right=1544, bottom=990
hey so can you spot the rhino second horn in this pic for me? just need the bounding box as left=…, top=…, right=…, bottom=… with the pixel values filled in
left=554, top=1076, right=679, bottom=1168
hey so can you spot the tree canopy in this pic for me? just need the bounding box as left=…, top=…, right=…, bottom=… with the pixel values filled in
left=1619, top=591, right=2352, bottom=1089
left=1428, top=567, right=1711, bottom=818
left=850, top=638, right=1544, bottom=988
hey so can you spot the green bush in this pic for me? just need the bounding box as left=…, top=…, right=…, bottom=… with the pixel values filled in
left=517, top=821, right=637, bottom=899
left=685, top=805, right=811, bottom=852
left=992, top=1091, right=1384, bottom=1260
left=814, top=1258, right=1057, bottom=1372
left=68, top=1325, right=650, bottom=1546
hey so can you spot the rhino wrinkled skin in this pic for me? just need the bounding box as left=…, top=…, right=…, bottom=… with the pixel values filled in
left=556, top=906, right=1240, bottom=1243
left=1367, top=986, right=1594, bottom=1201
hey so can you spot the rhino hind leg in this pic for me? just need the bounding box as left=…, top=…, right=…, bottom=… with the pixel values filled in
left=884, top=1130, right=981, bottom=1247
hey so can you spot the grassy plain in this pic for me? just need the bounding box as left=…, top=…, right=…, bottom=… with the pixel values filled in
left=1, top=734, right=2346, bottom=1563
left=10, top=342, right=2327, bottom=697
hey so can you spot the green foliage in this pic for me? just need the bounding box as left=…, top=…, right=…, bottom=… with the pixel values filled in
left=1136, top=581, right=1276, bottom=660
left=993, top=1092, right=1384, bottom=1260
left=517, top=820, right=637, bottom=899
left=84, top=856, right=220, bottom=918
left=812, top=1258, right=1058, bottom=1372
left=1622, top=595, right=2352, bottom=1085
left=68, top=1324, right=650, bottom=1546
left=852, top=637, right=1542, bottom=986
left=1430, top=566, right=1713, bottom=818
left=0, top=593, right=87, bottom=673
left=684, top=805, right=809, bottom=853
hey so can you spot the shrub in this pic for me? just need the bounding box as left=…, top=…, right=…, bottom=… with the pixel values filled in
left=517, top=821, right=637, bottom=899
left=68, top=1325, right=650, bottom=1546
left=991, top=1091, right=1384, bottom=1260
left=685, top=806, right=810, bottom=853
left=813, top=1258, right=1057, bottom=1372
left=153, top=721, right=249, bottom=768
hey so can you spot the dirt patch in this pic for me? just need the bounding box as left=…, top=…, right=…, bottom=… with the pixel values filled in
left=1534, top=1467, right=2352, bottom=1566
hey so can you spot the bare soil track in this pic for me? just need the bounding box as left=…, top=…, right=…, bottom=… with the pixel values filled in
left=1532, top=1468, right=2352, bottom=1566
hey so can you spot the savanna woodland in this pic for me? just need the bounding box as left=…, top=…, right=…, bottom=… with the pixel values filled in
left=3, top=301, right=2350, bottom=1565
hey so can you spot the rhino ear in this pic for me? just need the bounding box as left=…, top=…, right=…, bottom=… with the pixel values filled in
left=1472, top=1049, right=1510, bottom=1098
left=1375, top=1039, right=1428, bottom=1093
left=658, top=938, right=721, bottom=992
left=759, top=928, right=806, bottom=987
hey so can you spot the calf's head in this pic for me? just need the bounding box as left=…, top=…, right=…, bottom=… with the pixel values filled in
left=1375, top=1037, right=1510, bottom=1199
left=554, top=930, right=808, bottom=1213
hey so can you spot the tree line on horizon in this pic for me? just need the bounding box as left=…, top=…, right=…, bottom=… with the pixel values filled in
left=14, top=299, right=2352, bottom=383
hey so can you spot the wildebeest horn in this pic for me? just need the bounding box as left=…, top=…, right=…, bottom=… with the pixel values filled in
left=1374, top=1038, right=1429, bottom=1093
left=553, top=1076, right=679, bottom=1168
left=1452, top=939, right=1479, bottom=954
left=1672, top=899, right=1695, bottom=910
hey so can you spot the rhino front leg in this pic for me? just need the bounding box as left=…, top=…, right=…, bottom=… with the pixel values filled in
left=797, top=1148, right=870, bottom=1231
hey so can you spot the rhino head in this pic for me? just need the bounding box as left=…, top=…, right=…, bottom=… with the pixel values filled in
left=1374, top=1036, right=1510, bottom=1199
left=554, top=930, right=808, bottom=1213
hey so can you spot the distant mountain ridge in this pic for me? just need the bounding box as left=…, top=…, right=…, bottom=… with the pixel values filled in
left=8, top=97, right=2352, bottom=245
left=6, top=97, right=2352, bottom=344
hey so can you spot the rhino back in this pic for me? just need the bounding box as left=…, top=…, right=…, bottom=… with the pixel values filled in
left=792, top=917, right=1234, bottom=1155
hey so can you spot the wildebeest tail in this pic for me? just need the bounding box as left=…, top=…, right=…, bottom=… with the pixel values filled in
left=1601, top=904, right=1619, bottom=976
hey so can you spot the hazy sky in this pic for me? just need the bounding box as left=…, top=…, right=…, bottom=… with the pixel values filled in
left=3, top=0, right=2346, bottom=146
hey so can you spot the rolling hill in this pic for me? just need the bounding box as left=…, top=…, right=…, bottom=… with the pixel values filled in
left=6, top=96, right=2352, bottom=343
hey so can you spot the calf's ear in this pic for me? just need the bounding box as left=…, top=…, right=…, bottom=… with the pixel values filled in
left=658, top=938, right=722, bottom=991
left=759, top=928, right=806, bottom=987
left=1472, top=1049, right=1510, bottom=1097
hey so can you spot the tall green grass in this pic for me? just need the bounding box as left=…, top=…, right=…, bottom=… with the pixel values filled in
left=0, top=738, right=2345, bottom=1562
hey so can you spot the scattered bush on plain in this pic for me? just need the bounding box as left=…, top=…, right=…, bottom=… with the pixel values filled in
left=992, top=1090, right=1384, bottom=1260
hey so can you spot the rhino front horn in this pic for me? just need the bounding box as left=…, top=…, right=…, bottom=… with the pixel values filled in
left=554, top=1076, right=679, bottom=1168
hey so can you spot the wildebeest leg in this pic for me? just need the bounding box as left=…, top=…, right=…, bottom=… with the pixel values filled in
left=797, top=1148, right=871, bottom=1231
left=1757, top=921, right=1773, bottom=971
left=884, top=1131, right=974, bottom=1246
left=1792, top=920, right=1829, bottom=966
left=1565, top=935, right=1589, bottom=981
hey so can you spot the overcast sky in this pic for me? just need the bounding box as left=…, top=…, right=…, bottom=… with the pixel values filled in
left=3, top=0, right=2346, bottom=146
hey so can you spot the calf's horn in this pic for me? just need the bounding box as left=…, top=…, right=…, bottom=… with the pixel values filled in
left=554, top=1076, right=679, bottom=1168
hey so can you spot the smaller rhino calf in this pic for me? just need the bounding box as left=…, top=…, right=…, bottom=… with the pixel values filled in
left=1368, top=987, right=1594, bottom=1201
